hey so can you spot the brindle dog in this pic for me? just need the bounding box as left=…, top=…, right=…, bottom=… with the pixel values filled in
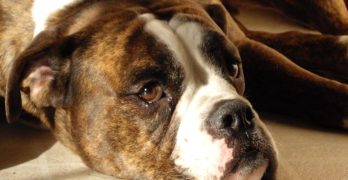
left=0, top=0, right=347, bottom=179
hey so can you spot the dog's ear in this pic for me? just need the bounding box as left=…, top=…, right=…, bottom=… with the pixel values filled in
left=204, top=3, right=228, bottom=33
left=5, top=30, right=79, bottom=123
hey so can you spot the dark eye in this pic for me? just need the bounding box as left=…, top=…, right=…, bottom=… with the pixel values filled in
left=228, top=63, right=239, bottom=78
left=138, top=81, right=164, bottom=104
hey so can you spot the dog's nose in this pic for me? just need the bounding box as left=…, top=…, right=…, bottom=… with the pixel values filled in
left=205, top=99, right=255, bottom=137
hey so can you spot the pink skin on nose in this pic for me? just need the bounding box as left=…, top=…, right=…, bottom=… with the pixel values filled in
left=217, top=140, right=234, bottom=172
left=212, top=136, right=269, bottom=179
left=216, top=139, right=234, bottom=174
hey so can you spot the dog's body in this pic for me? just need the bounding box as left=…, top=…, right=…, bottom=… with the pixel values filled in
left=1, top=0, right=347, bottom=179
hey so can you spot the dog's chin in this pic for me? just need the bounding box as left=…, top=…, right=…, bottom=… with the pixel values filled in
left=223, top=151, right=271, bottom=180
left=223, top=162, right=269, bottom=180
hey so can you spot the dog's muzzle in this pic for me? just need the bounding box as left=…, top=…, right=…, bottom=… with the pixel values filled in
left=205, top=99, right=254, bottom=139
left=204, top=99, right=274, bottom=179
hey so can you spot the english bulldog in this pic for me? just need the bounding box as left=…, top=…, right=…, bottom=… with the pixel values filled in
left=1, top=0, right=348, bottom=179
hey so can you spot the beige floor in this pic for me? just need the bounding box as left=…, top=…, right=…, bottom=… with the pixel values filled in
left=1, top=5, right=348, bottom=180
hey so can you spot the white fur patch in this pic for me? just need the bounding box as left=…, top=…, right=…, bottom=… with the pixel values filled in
left=66, top=3, right=103, bottom=36
left=31, top=0, right=78, bottom=37
left=141, top=14, right=247, bottom=179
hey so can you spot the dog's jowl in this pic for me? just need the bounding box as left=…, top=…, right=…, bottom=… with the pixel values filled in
left=2, top=0, right=348, bottom=179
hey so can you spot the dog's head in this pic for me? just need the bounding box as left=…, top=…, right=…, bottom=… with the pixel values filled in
left=5, top=0, right=277, bottom=179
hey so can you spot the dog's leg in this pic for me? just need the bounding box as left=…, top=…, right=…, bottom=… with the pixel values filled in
left=261, top=0, right=348, bottom=34
left=246, top=30, right=348, bottom=83
left=227, top=0, right=348, bottom=35
left=238, top=39, right=348, bottom=129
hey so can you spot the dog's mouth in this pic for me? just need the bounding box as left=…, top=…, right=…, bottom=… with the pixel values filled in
left=223, top=149, right=274, bottom=180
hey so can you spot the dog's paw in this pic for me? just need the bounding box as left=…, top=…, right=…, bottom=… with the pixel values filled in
left=338, top=35, right=348, bottom=67
left=339, top=34, right=348, bottom=44
left=343, top=118, right=348, bottom=130
left=326, top=35, right=348, bottom=82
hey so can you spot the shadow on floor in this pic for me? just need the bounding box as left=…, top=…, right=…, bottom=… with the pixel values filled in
left=0, top=98, right=56, bottom=170
left=260, top=112, right=348, bottom=135
left=0, top=123, right=56, bottom=170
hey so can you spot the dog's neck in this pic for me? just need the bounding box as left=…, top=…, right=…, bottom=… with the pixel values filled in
left=31, top=0, right=79, bottom=37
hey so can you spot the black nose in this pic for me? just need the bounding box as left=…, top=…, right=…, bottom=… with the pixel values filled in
left=205, top=99, right=255, bottom=137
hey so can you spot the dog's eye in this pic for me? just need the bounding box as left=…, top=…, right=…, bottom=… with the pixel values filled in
left=228, top=63, right=239, bottom=78
left=138, top=81, right=164, bottom=104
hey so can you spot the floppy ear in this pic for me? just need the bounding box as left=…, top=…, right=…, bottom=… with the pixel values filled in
left=5, top=30, right=78, bottom=123
left=204, top=3, right=228, bottom=33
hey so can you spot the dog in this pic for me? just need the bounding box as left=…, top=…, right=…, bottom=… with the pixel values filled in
left=1, top=0, right=347, bottom=179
